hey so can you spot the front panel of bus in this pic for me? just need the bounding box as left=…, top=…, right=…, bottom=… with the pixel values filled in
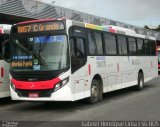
left=9, top=20, right=73, bottom=101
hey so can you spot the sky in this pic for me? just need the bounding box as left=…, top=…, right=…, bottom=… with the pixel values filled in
left=43, top=0, right=160, bottom=27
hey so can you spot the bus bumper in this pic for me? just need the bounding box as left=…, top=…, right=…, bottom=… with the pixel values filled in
left=10, top=85, right=73, bottom=101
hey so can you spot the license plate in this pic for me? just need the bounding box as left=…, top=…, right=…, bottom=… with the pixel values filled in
left=29, top=93, right=39, bottom=98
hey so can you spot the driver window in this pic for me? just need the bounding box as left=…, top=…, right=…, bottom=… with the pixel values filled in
left=70, top=38, right=86, bottom=73
left=71, top=38, right=86, bottom=59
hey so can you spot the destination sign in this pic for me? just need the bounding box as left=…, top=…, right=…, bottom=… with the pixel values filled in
left=11, top=60, right=32, bottom=67
left=16, top=21, right=64, bottom=33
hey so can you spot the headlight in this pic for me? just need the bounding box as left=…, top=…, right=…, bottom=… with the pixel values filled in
left=54, top=77, right=69, bottom=92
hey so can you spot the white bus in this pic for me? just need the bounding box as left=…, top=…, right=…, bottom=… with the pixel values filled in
left=9, top=19, right=158, bottom=103
left=0, top=24, right=11, bottom=98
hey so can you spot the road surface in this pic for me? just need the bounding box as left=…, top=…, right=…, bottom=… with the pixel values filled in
left=0, top=77, right=160, bottom=126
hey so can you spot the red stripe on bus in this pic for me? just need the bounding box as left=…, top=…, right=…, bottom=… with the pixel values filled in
left=1, top=68, right=4, bottom=77
left=0, top=28, right=4, bottom=34
left=11, top=78, right=61, bottom=90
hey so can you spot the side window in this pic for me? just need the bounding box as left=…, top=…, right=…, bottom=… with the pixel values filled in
left=94, top=32, right=103, bottom=55
left=70, top=38, right=75, bottom=57
left=144, top=40, right=150, bottom=56
left=117, top=36, right=128, bottom=55
left=76, top=38, right=85, bottom=58
left=70, top=38, right=86, bottom=73
left=150, top=40, right=156, bottom=56
left=71, top=38, right=86, bottom=59
left=104, top=33, right=117, bottom=55
left=128, top=37, right=137, bottom=55
left=137, top=39, right=144, bottom=55
left=88, top=32, right=96, bottom=55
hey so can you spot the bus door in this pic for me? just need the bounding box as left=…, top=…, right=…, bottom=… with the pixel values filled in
left=69, top=27, right=87, bottom=100
left=0, top=35, right=10, bottom=97
left=117, top=35, right=131, bottom=88
left=127, top=37, right=139, bottom=86
left=0, top=60, right=10, bottom=97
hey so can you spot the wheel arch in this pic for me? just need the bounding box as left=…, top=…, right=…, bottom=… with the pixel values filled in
left=136, top=69, right=144, bottom=91
left=139, top=69, right=144, bottom=76
left=92, top=74, right=103, bottom=92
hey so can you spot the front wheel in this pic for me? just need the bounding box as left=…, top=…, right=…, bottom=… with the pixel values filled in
left=86, top=79, right=102, bottom=104
left=135, top=73, right=144, bottom=91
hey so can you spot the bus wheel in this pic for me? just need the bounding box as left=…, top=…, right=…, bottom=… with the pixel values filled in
left=87, top=79, right=101, bottom=104
left=135, top=73, right=144, bottom=91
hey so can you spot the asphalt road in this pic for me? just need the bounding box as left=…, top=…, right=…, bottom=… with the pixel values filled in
left=0, top=76, right=160, bottom=124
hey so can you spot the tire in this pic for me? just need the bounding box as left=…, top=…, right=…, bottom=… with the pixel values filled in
left=135, top=73, right=144, bottom=91
left=87, top=79, right=102, bottom=104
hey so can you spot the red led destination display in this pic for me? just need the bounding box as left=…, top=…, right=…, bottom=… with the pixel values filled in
left=16, top=21, right=64, bottom=33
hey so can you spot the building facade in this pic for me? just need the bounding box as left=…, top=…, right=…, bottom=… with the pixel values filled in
left=0, top=0, right=160, bottom=39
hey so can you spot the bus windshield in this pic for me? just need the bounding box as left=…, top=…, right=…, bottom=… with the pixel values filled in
left=11, top=35, right=69, bottom=72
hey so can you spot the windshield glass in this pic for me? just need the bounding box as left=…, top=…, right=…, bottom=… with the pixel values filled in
left=11, top=35, right=69, bottom=71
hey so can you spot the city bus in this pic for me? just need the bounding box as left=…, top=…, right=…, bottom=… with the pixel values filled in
left=9, top=19, right=158, bottom=103
left=0, top=24, right=11, bottom=98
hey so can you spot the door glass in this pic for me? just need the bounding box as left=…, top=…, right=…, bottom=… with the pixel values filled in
left=70, top=38, right=86, bottom=73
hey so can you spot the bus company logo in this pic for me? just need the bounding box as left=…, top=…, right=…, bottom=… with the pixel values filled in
left=30, top=84, right=35, bottom=89
left=96, top=56, right=106, bottom=61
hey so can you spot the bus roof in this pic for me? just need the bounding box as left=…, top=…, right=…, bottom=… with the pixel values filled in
left=14, top=18, right=156, bottom=40
left=0, top=24, right=12, bottom=34
left=70, top=20, right=156, bottom=40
